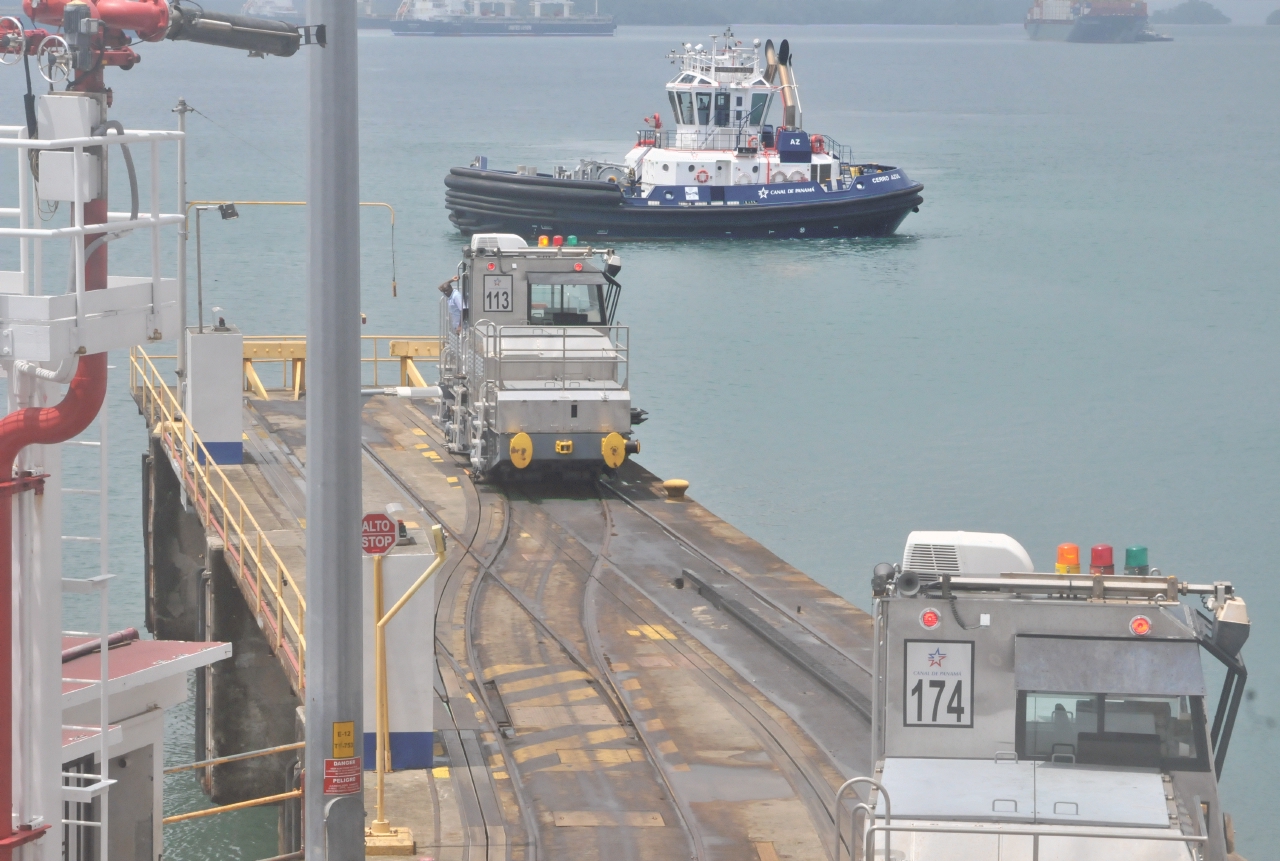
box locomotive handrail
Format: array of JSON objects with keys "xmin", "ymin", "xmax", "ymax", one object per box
[
  {"xmin": 863, "ymin": 821, "xmax": 1205, "ymax": 860},
  {"xmin": 465, "ymin": 323, "xmax": 629, "ymax": 392}
]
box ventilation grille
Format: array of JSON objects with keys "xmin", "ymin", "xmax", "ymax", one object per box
[{"xmin": 906, "ymin": 544, "xmax": 960, "ymax": 572}]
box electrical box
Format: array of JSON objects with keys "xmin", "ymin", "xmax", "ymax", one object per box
[
  {"xmin": 184, "ymin": 325, "xmax": 244, "ymax": 464},
  {"xmin": 362, "ymin": 552, "xmax": 437, "ymax": 769},
  {"xmin": 35, "ymin": 92, "xmax": 106, "ymax": 203},
  {"xmin": 36, "ymin": 151, "xmax": 101, "ymax": 203}
]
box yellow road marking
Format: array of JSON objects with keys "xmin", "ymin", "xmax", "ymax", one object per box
[
  {"xmin": 626, "ymin": 629, "xmax": 641, "ymax": 637},
  {"xmin": 486, "ymin": 663, "xmax": 539, "ymax": 677},
  {"xmin": 414, "ymin": 443, "xmax": 430, "ymax": 449},
  {"xmin": 621, "ymin": 678, "xmax": 642, "ymax": 691},
  {"xmin": 554, "ymin": 811, "xmax": 665, "ymax": 827},
  {"xmin": 644, "ymin": 718, "xmax": 664, "ymax": 732},
  {"xmin": 637, "ymin": 625, "xmax": 677, "ymax": 640},
  {"xmin": 431, "ymin": 766, "xmax": 450, "ymax": 779},
  {"xmin": 492, "ymin": 771, "xmax": 509, "ymax": 780},
  {"xmin": 755, "ymin": 841, "xmax": 781, "ymax": 861},
  {"xmin": 412, "ymin": 428, "xmax": 426, "ymax": 436},
  {"xmin": 499, "ymin": 669, "xmax": 592, "ymax": 695},
  {"xmin": 656, "ymin": 739, "xmax": 678, "ymax": 755}
]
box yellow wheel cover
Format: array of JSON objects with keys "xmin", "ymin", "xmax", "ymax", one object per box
[
  {"xmin": 601, "ymin": 432, "xmax": 627, "ymax": 469},
  {"xmin": 509, "ymin": 432, "xmax": 533, "ymax": 469}
]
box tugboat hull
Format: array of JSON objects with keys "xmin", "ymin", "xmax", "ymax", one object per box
[{"xmin": 444, "ymin": 167, "xmax": 924, "ymax": 240}]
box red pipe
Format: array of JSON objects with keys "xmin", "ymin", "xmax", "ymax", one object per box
[
  {"xmin": 61, "ymin": 627, "xmax": 139, "ymax": 663},
  {"xmin": 1, "ymin": 188, "xmax": 109, "ymax": 857}
]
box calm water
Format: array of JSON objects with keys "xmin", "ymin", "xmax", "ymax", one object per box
[{"xmin": 9, "ymin": 22, "xmax": 1278, "ymax": 859}]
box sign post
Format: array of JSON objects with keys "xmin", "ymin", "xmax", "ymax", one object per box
[{"xmin": 362, "ymin": 519, "xmax": 448, "ymax": 852}]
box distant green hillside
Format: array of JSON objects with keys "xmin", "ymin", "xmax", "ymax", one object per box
[
  {"xmin": 1150, "ymin": 0, "xmax": 1231, "ymax": 24},
  {"xmin": 599, "ymin": 0, "xmax": 1029, "ymax": 25}
]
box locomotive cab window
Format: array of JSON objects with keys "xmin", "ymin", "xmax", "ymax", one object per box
[
  {"xmin": 1016, "ymin": 691, "xmax": 1209, "ymax": 771},
  {"xmin": 529, "ymin": 283, "xmax": 605, "ymax": 325}
]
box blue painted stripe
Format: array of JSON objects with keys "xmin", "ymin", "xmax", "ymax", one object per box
[
  {"xmin": 197, "ymin": 441, "xmax": 243, "ymax": 465},
  {"xmin": 363, "ymin": 731, "xmax": 434, "ymax": 770}
]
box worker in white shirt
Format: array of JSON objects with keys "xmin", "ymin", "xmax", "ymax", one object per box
[{"xmin": 438, "ymin": 276, "xmax": 465, "ymax": 333}]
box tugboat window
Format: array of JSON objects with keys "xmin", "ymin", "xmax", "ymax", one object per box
[
  {"xmin": 1016, "ymin": 691, "xmax": 1209, "ymax": 771},
  {"xmin": 749, "ymin": 93, "xmax": 769, "ymax": 126},
  {"xmin": 529, "ymin": 283, "xmax": 604, "ymax": 325},
  {"xmin": 736, "ymin": 96, "xmax": 743, "ymax": 106},
  {"xmin": 696, "ymin": 92, "xmax": 711, "ymax": 125},
  {"xmin": 676, "ymin": 92, "xmax": 694, "ymax": 125},
  {"xmin": 668, "ymin": 92, "xmax": 680, "ymax": 126}
]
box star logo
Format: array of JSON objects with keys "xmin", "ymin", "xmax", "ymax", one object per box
[
  {"xmin": 758, "ymin": 186, "xmax": 770, "ymax": 200},
  {"xmin": 927, "ymin": 648, "xmax": 947, "ymax": 668}
]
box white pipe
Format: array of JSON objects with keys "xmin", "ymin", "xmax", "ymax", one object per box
[{"xmin": 12, "ymin": 356, "xmax": 80, "ymax": 384}]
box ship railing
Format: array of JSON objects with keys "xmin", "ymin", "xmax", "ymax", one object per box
[
  {"xmin": 636, "ymin": 127, "xmax": 858, "ymax": 166},
  {"xmin": 130, "ymin": 345, "xmax": 307, "ymax": 692},
  {"xmin": 240, "ymin": 334, "xmax": 440, "ymax": 399},
  {"xmin": 638, "ymin": 128, "xmax": 761, "ymax": 152},
  {"xmin": 470, "ymin": 322, "xmax": 629, "ymax": 391}
]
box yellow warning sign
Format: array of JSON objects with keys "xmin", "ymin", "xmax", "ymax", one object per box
[{"xmin": 333, "ymin": 721, "xmax": 355, "ymax": 758}]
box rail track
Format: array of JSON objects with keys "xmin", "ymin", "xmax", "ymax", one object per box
[{"xmin": 258, "ymin": 399, "xmax": 875, "ymax": 859}]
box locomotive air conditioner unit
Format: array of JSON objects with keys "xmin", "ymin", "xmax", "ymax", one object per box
[{"xmin": 902, "ymin": 531, "xmax": 1034, "ymax": 576}]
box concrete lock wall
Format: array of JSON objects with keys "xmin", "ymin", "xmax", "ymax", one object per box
[
  {"xmin": 362, "ymin": 552, "xmax": 437, "ymax": 770},
  {"xmin": 144, "ymin": 435, "xmax": 207, "ymax": 640},
  {"xmin": 144, "ymin": 447, "xmax": 301, "ymax": 806},
  {"xmin": 203, "ymin": 537, "xmax": 301, "ymax": 804}
]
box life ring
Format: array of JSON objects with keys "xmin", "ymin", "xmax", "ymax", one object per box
[
  {"xmin": 810, "ymin": 134, "xmax": 826, "ymax": 154},
  {"xmin": 747, "ymin": 136, "xmax": 758, "ymax": 148},
  {"xmin": 695, "ymin": 169, "xmax": 710, "ymax": 184}
]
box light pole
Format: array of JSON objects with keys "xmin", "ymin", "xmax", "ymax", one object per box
[{"xmin": 193, "ymin": 202, "xmax": 239, "ymax": 334}]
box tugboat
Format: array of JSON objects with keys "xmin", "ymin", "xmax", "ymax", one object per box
[
  {"xmin": 391, "ymin": 0, "xmax": 615, "ymax": 36},
  {"xmin": 444, "ymin": 31, "xmax": 924, "ymax": 240}
]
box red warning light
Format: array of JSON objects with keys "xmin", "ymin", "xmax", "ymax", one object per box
[
  {"xmin": 1129, "ymin": 615, "xmax": 1152, "ymax": 636},
  {"xmin": 919, "ymin": 608, "xmax": 941, "ymax": 630},
  {"xmin": 487, "ymin": 262, "xmax": 496, "ymax": 271},
  {"xmin": 574, "ymin": 262, "xmax": 584, "ymax": 271}
]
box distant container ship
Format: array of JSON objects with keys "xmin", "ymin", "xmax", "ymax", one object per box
[
  {"xmin": 1025, "ymin": 0, "xmax": 1150, "ymax": 42},
  {"xmin": 391, "ymin": 0, "xmax": 615, "ymax": 36}
]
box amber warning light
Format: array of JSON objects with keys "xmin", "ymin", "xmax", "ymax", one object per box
[
  {"xmin": 919, "ymin": 608, "xmax": 941, "ymax": 630},
  {"xmin": 1130, "ymin": 615, "xmax": 1152, "ymax": 636}
]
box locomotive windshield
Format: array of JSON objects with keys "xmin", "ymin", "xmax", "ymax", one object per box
[
  {"xmin": 529, "ymin": 282, "xmax": 605, "ymax": 325},
  {"xmin": 1017, "ymin": 690, "xmax": 1208, "ymax": 771}
]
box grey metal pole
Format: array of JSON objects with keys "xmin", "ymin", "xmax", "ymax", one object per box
[
  {"xmin": 174, "ymin": 98, "xmax": 192, "ymax": 378},
  {"xmin": 303, "ymin": 0, "xmax": 364, "ymax": 854},
  {"xmin": 195, "ymin": 206, "xmax": 204, "ymax": 334}
]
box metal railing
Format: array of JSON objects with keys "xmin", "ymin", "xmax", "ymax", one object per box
[
  {"xmin": 633, "ymin": 127, "xmax": 856, "ymax": 166},
  {"xmin": 130, "ymin": 346, "xmax": 307, "ymax": 692},
  {"xmin": 241, "ymin": 334, "xmax": 440, "ymax": 399},
  {"xmin": 471, "ymin": 323, "xmax": 629, "ymax": 391},
  {"xmin": 862, "ymin": 822, "xmax": 1205, "ymax": 861}
]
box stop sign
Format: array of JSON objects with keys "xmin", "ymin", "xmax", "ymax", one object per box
[{"xmin": 362, "ymin": 513, "xmax": 397, "ymax": 555}]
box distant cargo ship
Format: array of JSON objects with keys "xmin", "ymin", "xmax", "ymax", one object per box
[
  {"xmin": 391, "ymin": 0, "xmax": 615, "ymax": 36},
  {"xmin": 241, "ymin": 0, "xmax": 303, "ymax": 24},
  {"xmin": 1025, "ymin": 0, "xmax": 1151, "ymax": 42}
]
